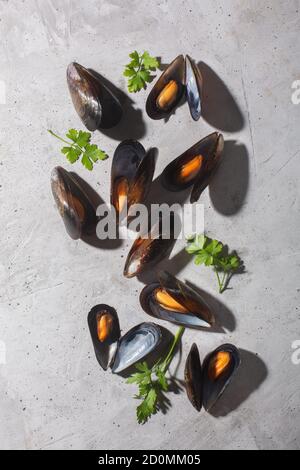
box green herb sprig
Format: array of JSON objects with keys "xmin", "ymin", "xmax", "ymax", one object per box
[
  {"xmin": 186, "ymin": 234, "xmax": 242, "ymax": 293},
  {"xmin": 123, "ymin": 51, "xmax": 160, "ymax": 93},
  {"xmin": 48, "ymin": 129, "xmax": 108, "ymax": 171},
  {"xmin": 127, "ymin": 326, "xmax": 184, "ymax": 424}
]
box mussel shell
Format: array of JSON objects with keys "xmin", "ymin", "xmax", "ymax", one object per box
[
  {"xmin": 112, "ymin": 322, "xmax": 162, "ymax": 373},
  {"xmin": 190, "ymin": 133, "xmax": 224, "ymax": 203},
  {"xmin": 184, "ymin": 343, "xmax": 202, "ymax": 411},
  {"xmin": 185, "ymin": 55, "xmax": 203, "ymax": 121},
  {"xmin": 67, "ymin": 62, "xmax": 122, "ymax": 131},
  {"xmin": 110, "ymin": 140, "xmax": 155, "ymax": 217},
  {"xmin": 146, "ymin": 55, "xmax": 185, "ymax": 119},
  {"xmin": 51, "ymin": 166, "xmax": 96, "ymax": 239},
  {"xmin": 140, "ymin": 270, "xmax": 215, "ymax": 329},
  {"xmin": 88, "ymin": 304, "xmax": 120, "ymax": 371},
  {"xmin": 161, "ymin": 132, "xmax": 224, "ymax": 203},
  {"xmin": 202, "ymin": 344, "xmax": 240, "ymax": 411},
  {"xmin": 128, "ymin": 148, "xmax": 155, "ymax": 212},
  {"xmin": 123, "ymin": 217, "xmax": 175, "ymax": 278},
  {"xmin": 111, "ymin": 140, "xmax": 146, "ymax": 187}
]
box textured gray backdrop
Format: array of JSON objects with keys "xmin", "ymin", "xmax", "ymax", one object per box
[{"xmin": 0, "ymin": 0, "xmax": 299, "ymax": 450}]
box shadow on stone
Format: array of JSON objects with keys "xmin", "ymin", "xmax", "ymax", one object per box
[
  {"xmin": 156, "ymin": 56, "xmax": 169, "ymax": 72},
  {"xmin": 136, "ymin": 247, "xmax": 191, "ymax": 286},
  {"xmin": 144, "ymin": 173, "xmax": 191, "ymax": 214},
  {"xmin": 209, "ymin": 140, "xmax": 249, "ymax": 216},
  {"xmin": 185, "ymin": 280, "xmax": 236, "ymax": 333},
  {"xmin": 198, "ymin": 61, "xmax": 244, "ymax": 132}
]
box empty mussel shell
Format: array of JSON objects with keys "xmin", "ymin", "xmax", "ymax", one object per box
[
  {"xmin": 146, "ymin": 55, "xmax": 202, "ymax": 121},
  {"xmin": 123, "ymin": 216, "xmax": 175, "ymax": 278},
  {"xmin": 184, "ymin": 343, "xmax": 240, "ymax": 412},
  {"xmin": 111, "ymin": 140, "xmax": 155, "ymax": 219},
  {"xmin": 88, "ymin": 304, "xmax": 120, "ymax": 370},
  {"xmin": 67, "ymin": 62, "xmax": 122, "ymax": 131},
  {"xmin": 140, "ymin": 270, "xmax": 215, "ymax": 329},
  {"xmin": 185, "ymin": 55, "xmax": 203, "ymax": 121},
  {"xmin": 112, "ymin": 322, "xmax": 162, "ymax": 373},
  {"xmin": 184, "ymin": 343, "xmax": 202, "ymax": 411},
  {"xmin": 51, "ymin": 166, "xmax": 96, "ymax": 239},
  {"xmin": 161, "ymin": 132, "xmax": 224, "ymax": 203},
  {"xmin": 146, "ymin": 55, "xmax": 185, "ymax": 120}
]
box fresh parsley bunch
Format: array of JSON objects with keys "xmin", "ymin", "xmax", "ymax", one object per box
[
  {"xmin": 123, "ymin": 51, "xmax": 160, "ymax": 93},
  {"xmin": 48, "ymin": 129, "xmax": 108, "ymax": 170},
  {"xmin": 186, "ymin": 234, "xmax": 242, "ymax": 293},
  {"xmin": 127, "ymin": 326, "xmax": 184, "ymax": 424}
]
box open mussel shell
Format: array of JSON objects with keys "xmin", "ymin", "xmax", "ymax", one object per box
[
  {"xmin": 123, "ymin": 216, "xmax": 175, "ymax": 278},
  {"xmin": 185, "ymin": 55, "xmax": 203, "ymax": 121},
  {"xmin": 140, "ymin": 270, "xmax": 215, "ymax": 329},
  {"xmin": 112, "ymin": 322, "xmax": 162, "ymax": 374},
  {"xmin": 146, "ymin": 55, "xmax": 185, "ymax": 119},
  {"xmin": 202, "ymin": 344, "xmax": 240, "ymax": 411},
  {"xmin": 184, "ymin": 343, "xmax": 202, "ymax": 411},
  {"xmin": 146, "ymin": 55, "xmax": 202, "ymax": 120},
  {"xmin": 111, "ymin": 140, "xmax": 155, "ymax": 219},
  {"xmin": 184, "ymin": 343, "xmax": 240, "ymax": 412},
  {"xmin": 67, "ymin": 62, "xmax": 122, "ymax": 131},
  {"xmin": 88, "ymin": 304, "xmax": 120, "ymax": 371},
  {"xmin": 51, "ymin": 166, "xmax": 96, "ymax": 240},
  {"xmin": 161, "ymin": 132, "xmax": 224, "ymax": 203}
]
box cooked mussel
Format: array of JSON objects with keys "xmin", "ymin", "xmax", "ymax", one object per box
[
  {"xmin": 51, "ymin": 166, "xmax": 96, "ymax": 239},
  {"xmin": 67, "ymin": 62, "xmax": 122, "ymax": 131},
  {"xmin": 146, "ymin": 54, "xmax": 202, "ymax": 120},
  {"xmin": 146, "ymin": 55, "xmax": 185, "ymax": 119},
  {"xmin": 112, "ymin": 322, "xmax": 162, "ymax": 373},
  {"xmin": 161, "ymin": 132, "xmax": 224, "ymax": 203},
  {"xmin": 123, "ymin": 217, "xmax": 175, "ymax": 278},
  {"xmin": 202, "ymin": 343, "xmax": 240, "ymax": 411},
  {"xmin": 88, "ymin": 304, "xmax": 162, "ymax": 373},
  {"xmin": 88, "ymin": 304, "xmax": 120, "ymax": 370},
  {"xmin": 140, "ymin": 271, "xmax": 215, "ymax": 329},
  {"xmin": 111, "ymin": 140, "xmax": 155, "ymax": 219},
  {"xmin": 184, "ymin": 343, "xmax": 240, "ymax": 412}
]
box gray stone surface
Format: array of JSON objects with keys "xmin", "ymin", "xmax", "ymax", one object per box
[{"xmin": 0, "ymin": 0, "xmax": 299, "ymax": 450}]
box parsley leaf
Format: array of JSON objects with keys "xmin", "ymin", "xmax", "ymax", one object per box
[
  {"xmin": 61, "ymin": 146, "xmax": 81, "ymax": 163},
  {"xmin": 123, "ymin": 50, "xmax": 160, "ymax": 93},
  {"xmin": 186, "ymin": 234, "xmax": 243, "ymax": 293},
  {"xmin": 142, "ymin": 51, "xmax": 159, "ymax": 70},
  {"xmin": 48, "ymin": 129, "xmax": 108, "ymax": 170},
  {"xmin": 127, "ymin": 326, "xmax": 185, "ymax": 424},
  {"xmin": 66, "ymin": 128, "xmax": 79, "ymax": 142},
  {"xmin": 136, "ymin": 388, "xmax": 158, "ymax": 424},
  {"xmin": 129, "ymin": 50, "xmax": 140, "ymax": 67},
  {"xmin": 76, "ymin": 130, "xmax": 92, "ymax": 148},
  {"xmin": 81, "ymin": 153, "xmax": 93, "ymax": 171},
  {"xmin": 84, "ymin": 143, "xmax": 107, "ymax": 162},
  {"xmin": 156, "ymin": 368, "xmax": 168, "ymax": 392}
]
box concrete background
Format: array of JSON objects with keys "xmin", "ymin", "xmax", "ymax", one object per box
[{"xmin": 0, "ymin": 0, "xmax": 299, "ymax": 450}]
